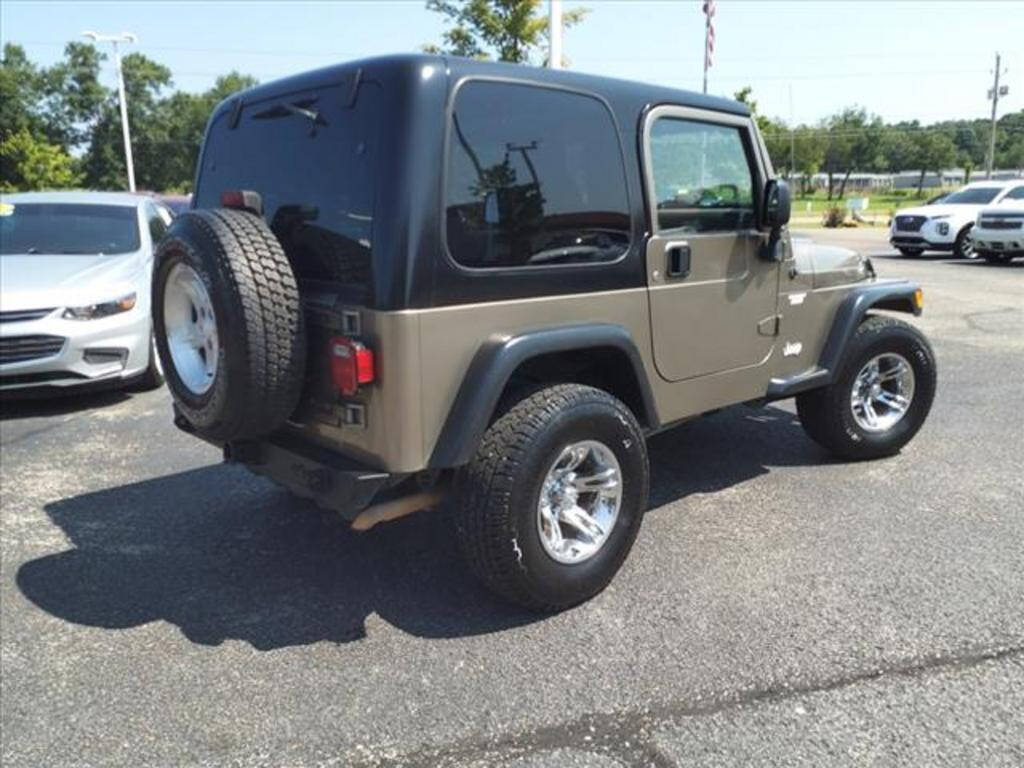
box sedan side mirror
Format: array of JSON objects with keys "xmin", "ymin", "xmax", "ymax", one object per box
[{"xmin": 763, "ymin": 179, "xmax": 791, "ymax": 231}]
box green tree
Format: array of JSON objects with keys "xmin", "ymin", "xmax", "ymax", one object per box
[
  {"xmin": 0, "ymin": 44, "xmax": 45, "ymax": 141},
  {"xmin": 425, "ymin": 0, "xmax": 588, "ymax": 64},
  {"xmin": 38, "ymin": 42, "xmax": 107, "ymax": 149},
  {"xmin": 82, "ymin": 52, "xmax": 172, "ymax": 190},
  {"xmin": 910, "ymin": 130, "xmax": 956, "ymax": 195},
  {"xmin": 1, "ymin": 127, "xmax": 81, "ymax": 191}
]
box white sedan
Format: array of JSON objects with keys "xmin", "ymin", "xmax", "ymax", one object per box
[
  {"xmin": 889, "ymin": 179, "xmax": 1024, "ymax": 259},
  {"xmin": 0, "ymin": 191, "xmax": 172, "ymax": 392}
]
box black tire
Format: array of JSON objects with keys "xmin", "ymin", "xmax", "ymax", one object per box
[
  {"xmin": 981, "ymin": 251, "xmax": 1011, "ymax": 265},
  {"xmin": 129, "ymin": 332, "xmax": 165, "ymax": 391},
  {"xmin": 152, "ymin": 209, "xmax": 306, "ymax": 441},
  {"xmin": 454, "ymin": 384, "xmax": 649, "ymax": 611},
  {"xmin": 954, "ymin": 225, "xmax": 975, "ymax": 259},
  {"xmin": 897, "ymin": 247, "xmax": 923, "ymax": 258},
  {"xmin": 796, "ymin": 315, "xmax": 936, "ymax": 461}
]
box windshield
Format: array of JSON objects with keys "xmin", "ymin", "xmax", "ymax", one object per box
[
  {"xmin": 943, "ymin": 187, "xmax": 1001, "ymax": 205},
  {"xmin": 0, "ymin": 203, "xmax": 140, "ymax": 255}
]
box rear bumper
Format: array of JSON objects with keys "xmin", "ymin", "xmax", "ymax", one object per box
[{"xmin": 174, "ymin": 411, "xmax": 392, "ymax": 519}]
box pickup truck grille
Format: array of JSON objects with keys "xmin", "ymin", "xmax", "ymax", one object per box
[
  {"xmin": 0, "ymin": 335, "xmax": 66, "ymax": 364},
  {"xmin": 894, "ymin": 215, "xmax": 926, "ymax": 232},
  {"xmin": 978, "ymin": 217, "xmax": 1023, "ymax": 230},
  {"xmin": 0, "ymin": 308, "xmax": 56, "ymax": 323}
]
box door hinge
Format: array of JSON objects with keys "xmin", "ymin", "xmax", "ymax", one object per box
[{"xmin": 757, "ymin": 315, "xmax": 781, "ymax": 337}]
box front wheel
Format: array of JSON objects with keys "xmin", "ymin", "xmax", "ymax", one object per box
[
  {"xmin": 954, "ymin": 226, "xmax": 976, "ymax": 259},
  {"xmin": 797, "ymin": 315, "xmax": 936, "ymax": 461},
  {"xmin": 129, "ymin": 332, "xmax": 166, "ymax": 391},
  {"xmin": 454, "ymin": 384, "xmax": 649, "ymax": 611}
]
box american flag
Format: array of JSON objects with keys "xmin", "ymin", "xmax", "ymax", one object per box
[{"xmin": 703, "ymin": 0, "xmax": 716, "ymax": 69}]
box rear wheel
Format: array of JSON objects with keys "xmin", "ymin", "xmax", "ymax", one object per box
[
  {"xmin": 797, "ymin": 315, "xmax": 936, "ymax": 460},
  {"xmin": 897, "ymin": 247, "xmax": 923, "ymax": 257},
  {"xmin": 454, "ymin": 384, "xmax": 649, "ymax": 611}
]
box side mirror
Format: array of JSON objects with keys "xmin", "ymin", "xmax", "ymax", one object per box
[{"xmin": 763, "ymin": 179, "xmax": 791, "ymax": 230}]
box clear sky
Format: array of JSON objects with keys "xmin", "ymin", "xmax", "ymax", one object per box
[{"xmin": 2, "ymin": 0, "xmax": 1021, "ymax": 125}]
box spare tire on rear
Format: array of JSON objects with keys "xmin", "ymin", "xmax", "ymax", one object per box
[{"xmin": 152, "ymin": 208, "xmax": 306, "ymax": 442}]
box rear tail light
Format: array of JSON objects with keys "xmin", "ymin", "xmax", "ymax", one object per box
[
  {"xmin": 329, "ymin": 336, "xmax": 374, "ymax": 396},
  {"xmin": 220, "ymin": 189, "xmax": 263, "ymax": 215}
]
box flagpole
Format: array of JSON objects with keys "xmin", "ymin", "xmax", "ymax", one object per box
[{"xmin": 702, "ymin": 6, "xmax": 709, "ymax": 94}]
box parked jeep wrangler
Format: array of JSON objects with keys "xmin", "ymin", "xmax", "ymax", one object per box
[{"xmin": 154, "ymin": 55, "xmax": 936, "ymax": 610}]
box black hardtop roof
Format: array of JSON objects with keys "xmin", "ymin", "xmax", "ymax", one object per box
[{"xmin": 221, "ymin": 52, "xmax": 750, "ymax": 118}]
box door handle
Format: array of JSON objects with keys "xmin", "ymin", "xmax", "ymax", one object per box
[{"xmin": 665, "ymin": 241, "xmax": 691, "ymax": 278}]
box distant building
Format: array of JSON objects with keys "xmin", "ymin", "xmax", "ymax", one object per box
[{"xmin": 793, "ymin": 168, "xmax": 1023, "ymax": 192}]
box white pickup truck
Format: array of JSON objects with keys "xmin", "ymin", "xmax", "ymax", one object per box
[{"xmin": 971, "ymin": 199, "xmax": 1024, "ymax": 264}]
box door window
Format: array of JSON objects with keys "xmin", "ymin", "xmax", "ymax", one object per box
[{"xmin": 648, "ymin": 118, "xmax": 756, "ymax": 233}]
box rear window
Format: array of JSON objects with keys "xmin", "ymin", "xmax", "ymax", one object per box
[
  {"xmin": 195, "ymin": 81, "xmax": 380, "ymax": 302},
  {"xmin": 0, "ymin": 203, "xmax": 140, "ymax": 255},
  {"xmin": 445, "ymin": 81, "xmax": 631, "ymax": 269}
]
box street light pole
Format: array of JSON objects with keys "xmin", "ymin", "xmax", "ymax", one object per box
[
  {"xmin": 548, "ymin": 0, "xmax": 562, "ymax": 69},
  {"xmin": 83, "ymin": 30, "xmax": 137, "ymax": 192}
]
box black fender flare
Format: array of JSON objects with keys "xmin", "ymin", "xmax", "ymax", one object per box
[
  {"xmin": 767, "ymin": 280, "xmax": 922, "ymax": 399},
  {"xmin": 428, "ymin": 323, "xmax": 659, "ymax": 468}
]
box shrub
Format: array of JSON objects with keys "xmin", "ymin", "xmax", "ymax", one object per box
[{"xmin": 823, "ymin": 206, "xmax": 846, "ymax": 228}]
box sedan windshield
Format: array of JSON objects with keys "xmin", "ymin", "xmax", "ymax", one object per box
[
  {"xmin": 942, "ymin": 187, "xmax": 1001, "ymax": 205},
  {"xmin": 0, "ymin": 203, "xmax": 140, "ymax": 255}
]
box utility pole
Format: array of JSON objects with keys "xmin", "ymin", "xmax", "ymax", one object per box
[
  {"xmin": 548, "ymin": 0, "xmax": 562, "ymax": 69},
  {"xmin": 985, "ymin": 51, "xmax": 1008, "ymax": 179},
  {"xmin": 83, "ymin": 30, "xmax": 137, "ymax": 192},
  {"xmin": 789, "ymin": 83, "xmax": 796, "ymax": 183}
]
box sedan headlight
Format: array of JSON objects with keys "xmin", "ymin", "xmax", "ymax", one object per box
[{"xmin": 62, "ymin": 293, "xmax": 137, "ymax": 321}]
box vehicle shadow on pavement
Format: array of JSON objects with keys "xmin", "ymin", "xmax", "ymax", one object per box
[
  {"xmin": 16, "ymin": 405, "xmax": 827, "ymax": 650},
  {"xmin": 646, "ymin": 405, "xmax": 830, "ymax": 508}
]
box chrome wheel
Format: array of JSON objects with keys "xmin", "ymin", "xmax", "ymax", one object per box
[
  {"xmin": 163, "ymin": 263, "xmax": 218, "ymax": 395},
  {"xmin": 537, "ymin": 440, "xmax": 622, "ymax": 565},
  {"xmin": 850, "ymin": 353, "xmax": 915, "ymax": 433}
]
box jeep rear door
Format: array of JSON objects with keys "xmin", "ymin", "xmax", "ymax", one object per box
[{"xmin": 641, "ymin": 107, "xmax": 779, "ymax": 382}]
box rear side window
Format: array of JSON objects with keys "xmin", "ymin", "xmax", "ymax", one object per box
[
  {"xmin": 649, "ymin": 118, "xmax": 756, "ymax": 233},
  {"xmin": 195, "ymin": 81, "xmax": 380, "ymax": 302},
  {"xmin": 445, "ymin": 81, "xmax": 631, "ymax": 269}
]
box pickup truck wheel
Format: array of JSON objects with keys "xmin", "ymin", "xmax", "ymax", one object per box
[
  {"xmin": 454, "ymin": 384, "xmax": 649, "ymax": 612},
  {"xmin": 982, "ymin": 251, "xmax": 1011, "ymax": 265},
  {"xmin": 153, "ymin": 209, "xmax": 306, "ymax": 441},
  {"xmin": 796, "ymin": 315, "xmax": 935, "ymax": 460}
]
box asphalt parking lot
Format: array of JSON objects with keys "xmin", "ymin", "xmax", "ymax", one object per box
[{"xmin": 1, "ymin": 228, "xmax": 1022, "ymax": 767}]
